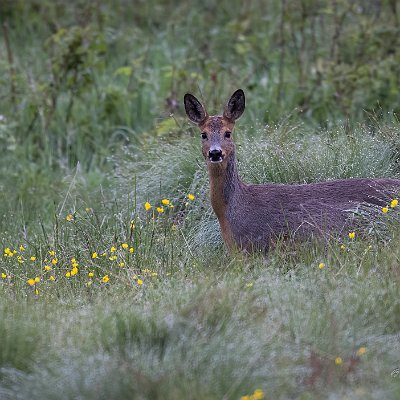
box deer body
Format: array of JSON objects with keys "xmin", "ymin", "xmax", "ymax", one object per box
[{"xmin": 184, "ymin": 89, "xmax": 400, "ymax": 251}]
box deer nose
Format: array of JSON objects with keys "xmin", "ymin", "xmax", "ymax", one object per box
[{"xmin": 209, "ymin": 148, "xmax": 223, "ymax": 162}]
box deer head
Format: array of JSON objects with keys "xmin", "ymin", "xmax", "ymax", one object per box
[{"xmin": 184, "ymin": 89, "xmax": 245, "ymax": 167}]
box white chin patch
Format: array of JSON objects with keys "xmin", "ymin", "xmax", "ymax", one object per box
[{"xmin": 209, "ymin": 157, "xmax": 223, "ymax": 163}]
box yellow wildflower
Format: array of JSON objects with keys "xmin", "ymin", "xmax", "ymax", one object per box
[
  {"xmin": 85, "ymin": 207, "xmax": 92, "ymax": 212},
  {"xmin": 318, "ymin": 262, "xmax": 325, "ymax": 269},
  {"xmin": 121, "ymin": 243, "xmax": 129, "ymax": 249},
  {"xmin": 144, "ymin": 202, "xmax": 152, "ymax": 211},
  {"xmin": 188, "ymin": 193, "xmax": 195, "ymax": 201},
  {"xmin": 30, "ymin": 256, "xmax": 36, "ymax": 261},
  {"xmin": 66, "ymin": 214, "xmax": 73, "ymax": 221},
  {"xmin": 1, "ymin": 272, "xmax": 6, "ymax": 279},
  {"xmin": 161, "ymin": 199, "xmax": 170, "ymax": 205},
  {"xmin": 390, "ymin": 199, "xmax": 398, "ymax": 208},
  {"xmin": 252, "ymin": 389, "xmax": 265, "ymax": 400},
  {"xmin": 102, "ymin": 275, "xmax": 109, "ymax": 283},
  {"xmin": 19, "ymin": 245, "xmax": 25, "ymax": 251},
  {"xmin": 110, "ymin": 246, "xmax": 116, "ymax": 253},
  {"xmin": 66, "ymin": 272, "xmax": 71, "ymax": 277},
  {"xmin": 48, "ymin": 250, "xmax": 55, "ymax": 256},
  {"xmin": 49, "ymin": 276, "xmax": 55, "ymax": 281},
  {"xmin": 348, "ymin": 231, "xmax": 355, "ymax": 239},
  {"xmin": 129, "ymin": 247, "xmax": 134, "ymax": 253},
  {"xmin": 356, "ymin": 347, "xmax": 367, "ymax": 356},
  {"xmin": 157, "ymin": 207, "xmax": 164, "ymax": 213},
  {"xmin": 27, "ymin": 279, "xmax": 35, "ymax": 286},
  {"xmin": 245, "ymin": 282, "xmax": 254, "ymax": 288},
  {"xmin": 109, "ymin": 255, "xmax": 117, "ymax": 261},
  {"xmin": 44, "ymin": 265, "xmax": 52, "ymax": 271},
  {"xmin": 119, "ymin": 262, "xmax": 125, "ymax": 267},
  {"xmin": 51, "ymin": 258, "xmax": 58, "ymax": 265},
  {"xmin": 340, "ymin": 245, "xmax": 346, "ymax": 250},
  {"xmin": 71, "ymin": 267, "xmax": 78, "ymax": 276},
  {"xmin": 88, "ymin": 272, "xmax": 94, "ymax": 277},
  {"xmin": 35, "ymin": 289, "xmax": 39, "ymax": 295},
  {"xmin": 85, "ymin": 281, "xmax": 92, "ymax": 287},
  {"xmin": 137, "ymin": 279, "xmax": 143, "ymax": 285},
  {"xmin": 335, "ymin": 357, "xmax": 343, "ymax": 365},
  {"xmin": 34, "ymin": 277, "xmax": 40, "ymax": 283},
  {"xmin": 92, "ymin": 252, "xmax": 98, "ymax": 259},
  {"xmin": 17, "ymin": 256, "xmax": 24, "ymax": 264},
  {"xmin": 382, "ymin": 206, "xmax": 389, "ymax": 214}
]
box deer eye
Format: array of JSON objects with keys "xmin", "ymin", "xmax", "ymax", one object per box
[
  {"xmin": 201, "ymin": 132, "xmax": 208, "ymax": 140},
  {"xmin": 224, "ymin": 131, "xmax": 231, "ymax": 139}
]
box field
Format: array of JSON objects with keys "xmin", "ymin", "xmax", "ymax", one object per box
[{"xmin": 1, "ymin": 1, "xmax": 400, "ymax": 399}]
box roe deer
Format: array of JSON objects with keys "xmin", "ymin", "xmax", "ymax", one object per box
[{"xmin": 184, "ymin": 89, "xmax": 400, "ymax": 252}]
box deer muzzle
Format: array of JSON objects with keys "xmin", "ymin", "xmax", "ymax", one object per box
[{"xmin": 209, "ymin": 148, "xmax": 224, "ymax": 163}]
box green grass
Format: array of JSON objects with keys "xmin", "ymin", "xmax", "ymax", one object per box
[
  {"xmin": 1, "ymin": 122, "xmax": 400, "ymax": 399},
  {"xmin": 1, "ymin": 1, "xmax": 400, "ymax": 399},
  {"xmin": 1, "ymin": 238, "xmax": 400, "ymax": 399}
]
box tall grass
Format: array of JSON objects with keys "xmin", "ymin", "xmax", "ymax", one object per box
[
  {"xmin": 1, "ymin": 1, "xmax": 400, "ymax": 399},
  {"xmin": 2, "ymin": 120, "xmax": 400, "ymax": 398}
]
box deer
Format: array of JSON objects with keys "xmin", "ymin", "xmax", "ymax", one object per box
[{"xmin": 184, "ymin": 89, "xmax": 400, "ymax": 252}]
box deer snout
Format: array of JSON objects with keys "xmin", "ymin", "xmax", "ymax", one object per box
[{"xmin": 209, "ymin": 148, "xmax": 224, "ymax": 163}]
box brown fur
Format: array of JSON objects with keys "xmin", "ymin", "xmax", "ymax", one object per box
[{"xmin": 184, "ymin": 90, "xmax": 400, "ymax": 252}]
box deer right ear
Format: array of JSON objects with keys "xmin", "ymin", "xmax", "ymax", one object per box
[{"xmin": 184, "ymin": 93, "xmax": 207, "ymax": 125}]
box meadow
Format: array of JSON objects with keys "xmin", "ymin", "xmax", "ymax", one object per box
[{"xmin": 1, "ymin": 1, "xmax": 400, "ymax": 399}]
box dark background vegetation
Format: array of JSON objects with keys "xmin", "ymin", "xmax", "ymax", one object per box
[{"xmin": 2, "ymin": 0, "xmax": 400, "ymax": 162}]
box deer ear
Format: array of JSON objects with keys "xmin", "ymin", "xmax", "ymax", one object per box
[
  {"xmin": 184, "ymin": 93, "xmax": 207, "ymax": 125},
  {"xmin": 223, "ymin": 89, "xmax": 245, "ymax": 122}
]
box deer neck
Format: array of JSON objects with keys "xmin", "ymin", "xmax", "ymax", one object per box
[{"xmin": 208, "ymin": 151, "xmax": 241, "ymax": 220}]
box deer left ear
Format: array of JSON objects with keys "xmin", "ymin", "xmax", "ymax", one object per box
[{"xmin": 223, "ymin": 89, "xmax": 245, "ymax": 122}]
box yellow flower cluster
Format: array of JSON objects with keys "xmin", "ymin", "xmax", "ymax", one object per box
[
  {"xmin": 332, "ymin": 347, "xmax": 369, "ymax": 367},
  {"xmin": 66, "ymin": 258, "xmax": 79, "ymax": 277},
  {"xmin": 382, "ymin": 198, "xmax": 398, "ymax": 214},
  {"xmin": 66, "ymin": 214, "xmax": 74, "ymax": 221},
  {"xmin": 27, "ymin": 277, "xmax": 39, "ymax": 286},
  {"xmin": 3, "ymin": 247, "xmax": 18, "ymax": 257},
  {"xmin": 356, "ymin": 347, "xmax": 367, "ymax": 356},
  {"xmin": 1, "ymin": 239, "xmax": 150, "ymax": 296},
  {"xmin": 240, "ymin": 389, "xmax": 264, "ymax": 400},
  {"xmin": 144, "ymin": 194, "xmax": 195, "ymax": 214},
  {"xmin": 130, "ymin": 268, "xmax": 159, "ymax": 287},
  {"xmin": 3, "ymin": 245, "xmax": 32, "ymax": 265},
  {"xmin": 335, "ymin": 356, "xmax": 343, "ymax": 365}
]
